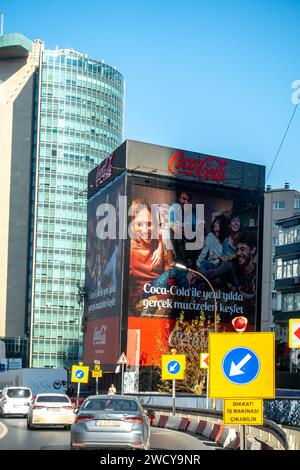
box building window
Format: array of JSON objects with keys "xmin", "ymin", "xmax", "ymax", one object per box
[
  {"xmin": 276, "ymin": 257, "xmax": 300, "ymax": 279},
  {"xmin": 271, "ymin": 291, "xmax": 277, "ymax": 300},
  {"xmin": 278, "ymin": 225, "xmax": 300, "ymax": 245},
  {"xmin": 272, "ymin": 237, "xmax": 279, "ymax": 246},
  {"xmin": 282, "ymin": 293, "xmax": 300, "ymax": 312},
  {"xmin": 273, "ymin": 201, "xmax": 285, "ymax": 210},
  {"xmin": 294, "ymin": 197, "xmax": 300, "ymax": 209}
]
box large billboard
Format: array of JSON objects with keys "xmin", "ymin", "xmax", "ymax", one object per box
[
  {"xmin": 83, "ymin": 174, "xmax": 125, "ymax": 367},
  {"xmin": 127, "ymin": 183, "xmax": 259, "ymax": 366}
]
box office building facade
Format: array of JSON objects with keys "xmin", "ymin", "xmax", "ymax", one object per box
[
  {"xmin": 274, "ymin": 216, "xmax": 300, "ymax": 388},
  {"xmin": 261, "ymin": 185, "xmax": 300, "ymax": 332},
  {"xmin": 0, "ymin": 33, "xmax": 124, "ymax": 368}
]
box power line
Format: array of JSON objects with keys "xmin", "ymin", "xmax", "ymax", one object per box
[{"xmin": 265, "ymin": 103, "xmax": 298, "ymax": 184}]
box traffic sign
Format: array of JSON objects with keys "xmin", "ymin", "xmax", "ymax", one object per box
[
  {"xmin": 92, "ymin": 370, "xmax": 103, "ymax": 378},
  {"xmin": 117, "ymin": 352, "xmax": 128, "ymax": 364},
  {"xmin": 209, "ymin": 332, "xmax": 275, "ymax": 398},
  {"xmin": 222, "ymin": 347, "xmax": 260, "ymax": 385},
  {"xmin": 223, "ymin": 399, "xmax": 263, "ymax": 425},
  {"xmin": 289, "ymin": 319, "xmax": 300, "ymax": 348},
  {"xmin": 71, "ymin": 364, "xmax": 89, "ymax": 383},
  {"xmin": 94, "ymin": 364, "xmax": 101, "ymax": 372},
  {"xmin": 161, "ymin": 355, "xmax": 186, "ymax": 380},
  {"xmin": 200, "ymin": 353, "xmax": 209, "ymax": 369}
]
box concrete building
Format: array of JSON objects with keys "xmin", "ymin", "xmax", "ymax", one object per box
[
  {"xmin": 274, "ymin": 215, "xmax": 300, "ymax": 388},
  {"xmin": 261, "ymin": 184, "xmax": 300, "ymax": 333},
  {"xmin": 0, "ymin": 33, "xmax": 124, "ymax": 368}
]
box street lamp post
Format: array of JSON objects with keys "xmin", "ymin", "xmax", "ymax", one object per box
[
  {"xmin": 174, "ymin": 263, "xmax": 218, "ymax": 332},
  {"xmin": 174, "ymin": 263, "xmax": 218, "ymax": 410}
]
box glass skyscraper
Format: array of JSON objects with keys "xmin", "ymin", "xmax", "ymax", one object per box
[
  {"xmin": 0, "ymin": 34, "xmax": 124, "ymax": 369},
  {"xmin": 29, "ymin": 48, "xmax": 124, "ymax": 368}
]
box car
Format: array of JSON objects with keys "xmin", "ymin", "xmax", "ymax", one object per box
[
  {"xmin": 27, "ymin": 393, "xmax": 75, "ymax": 429},
  {"xmin": 70, "ymin": 395, "xmax": 150, "ymax": 450},
  {"xmin": 0, "ymin": 386, "xmax": 32, "ymax": 417}
]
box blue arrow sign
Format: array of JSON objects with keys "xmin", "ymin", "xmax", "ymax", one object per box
[
  {"xmin": 75, "ymin": 369, "xmax": 85, "ymax": 379},
  {"xmin": 222, "ymin": 347, "xmax": 260, "ymax": 385},
  {"xmin": 167, "ymin": 360, "xmax": 181, "ymax": 375}
]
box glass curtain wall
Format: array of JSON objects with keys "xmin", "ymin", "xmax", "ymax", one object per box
[{"xmin": 29, "ymin": 49, "xmax": 124, "ymax": 368}]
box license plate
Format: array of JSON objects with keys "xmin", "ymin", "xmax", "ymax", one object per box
[
  {"xmin": 47, "ymin": 408, "xmax": 61, "ymax": 412},
  {"xmin": 96, "ymin": 420, "xmax": 120, "ymax": 427}
]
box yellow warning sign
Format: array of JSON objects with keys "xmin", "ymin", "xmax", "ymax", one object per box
[{"xmin": 223, "ymin": 399, "xmax": 263, "ymax": 425}]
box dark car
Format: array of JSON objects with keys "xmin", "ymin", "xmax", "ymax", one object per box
[{"xmin": 70, "ymin": 395, "xmax": 150, "ymax": 450}]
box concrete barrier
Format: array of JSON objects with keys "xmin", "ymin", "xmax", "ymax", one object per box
[
  {"xmin": 187, "ymin": 418, "xmax": 200, "ymax": 434},
  {"xmin": 178, "ymin": 417, "xmax": 190, "ymax": 432},
  {"xmin": 167, "ymin": 416, "xmax": 182, "ymax": 430},
  {"xmin": 217, "ymin": 427, "xmax": 238, "ymax": 448},
  {"xmin": 209, "ymin": 423, "xmax": 223, "ymax": 442},
  {"xmin": 202, "ymin": 421, "xmax": 214, "ymax": 438},
  {"xmin": 194, "ymin": 420, "xmax": 207, "ymax": 435},
  {"xmin": 156, "ymin": 414, "xmax": 169, "ymax": 428}
]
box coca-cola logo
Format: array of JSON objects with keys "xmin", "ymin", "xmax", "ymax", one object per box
[
  {"xmin": 96, "ymin": 152, "xmax": 114, "ymax": 187},
  {"xmin": 93, "ymin": 325, "xmax": 107, "ymax": 346},
  {"xmin": 169, "ymin": 150, "xmax": 228, "ymax": 182}
]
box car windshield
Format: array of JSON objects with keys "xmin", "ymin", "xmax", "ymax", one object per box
[
  {"xmin": 7, "ymin": 389, "xmax": 31, "ymax": 398},
  {"xmin": 36, "ymin": 395, "xmax": 70, "ymax": 403},
  {"xmin": 82, "ymin": 399, "xmax": 138, "ymax": 412}
]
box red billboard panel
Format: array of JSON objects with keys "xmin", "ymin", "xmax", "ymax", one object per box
[{"xmin": 83, "ymin": 317, "xmax": 120, "ymax": 364}]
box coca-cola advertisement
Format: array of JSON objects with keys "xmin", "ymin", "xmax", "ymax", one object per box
[
  {"xmin": 127, "ymin": 183, "xmax": 259, "ymax": 366},
  {"xmin": 83, "ymin": 317, "xmax": 120, "ymax": 364},
  {"xmin": 85, "ymin": 174, "xmax": 125, "ymax": 318}
]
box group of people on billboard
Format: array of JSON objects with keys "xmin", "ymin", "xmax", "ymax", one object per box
[{"xmin": 129, "ymin": 187, "xmax": 258, "ymax": 325}]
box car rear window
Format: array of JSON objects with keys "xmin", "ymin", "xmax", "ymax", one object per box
[
  {"xmin": 36, "ymin": 395, "xmax": 70, "ymax": 403},
  {"xmin": 83, "ymin": 399, "xmax": 138, "ymax": 412},
  {"xmin": 7, "ymin": 388, "xmax": 31, "ymax": 398}
]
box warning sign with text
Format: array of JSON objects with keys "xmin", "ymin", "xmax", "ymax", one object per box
[{"xmin": 223, "ymin": 399, "xmax": 263, "ymax": 425}]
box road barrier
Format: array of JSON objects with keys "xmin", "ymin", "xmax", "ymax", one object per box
[{"xmin": 143, "ymin": 405, "xmax": 290, "ymax": 450}]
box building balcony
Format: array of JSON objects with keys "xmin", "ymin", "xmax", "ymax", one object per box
[
  {"xmin": 273, "ymin": 309, "xmax": 300, "ymax": 322},
  {"xmin": 275, "ymin": 242, "xmax": 300, "ymax": 257}
]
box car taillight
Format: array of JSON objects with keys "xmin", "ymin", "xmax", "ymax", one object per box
[
  {"xmin": 33, "ymin": 405, "xmax": 46, "ymax": 409},
  {"xmin": 1, "ymin": 397, "xmax": 7, "ymax": 404},
  {"xmin": 75, "ymin": 414, "xmax": 95, "ymax": 423},
  {"xmin": 62, "ymin": 406, "xmax": 73, "ymax": 409},
  {"xmin": 124, "ymin": 417, "xmax": 143, "ymax": 424}
]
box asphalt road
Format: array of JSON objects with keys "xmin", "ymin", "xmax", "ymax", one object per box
[{"xmin": 0, "ymin": 417, "xmax": 218, "ymax": 451}]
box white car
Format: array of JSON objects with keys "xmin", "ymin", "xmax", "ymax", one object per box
[
  {"xmin": 27, "ymin": 393, "xmax": 75, "ymax": 429},
  {"xmin": 0, "ymin": 387, "xmax": 32, "ymax": 417}
]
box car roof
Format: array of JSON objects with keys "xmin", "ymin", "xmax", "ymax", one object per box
[
  {"xmin": 35, "ymin": 393, "xmax": 69, "ymax": 397},
  {"xmin": 6, "ymin": 386, "xmax": 31, "ymax": 390},
  {"xmin": 85, "ymin": 395, "xmax": 138, "ymax": 400}
]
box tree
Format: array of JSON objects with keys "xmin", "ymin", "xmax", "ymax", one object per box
[{"xmin": 156, "ymin": 311, "xmax": 220, "ymax": 394}]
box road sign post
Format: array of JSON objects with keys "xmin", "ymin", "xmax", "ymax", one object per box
[
  {"xmin": 71, "ymin": 362, "xmax": 89, "ymax": 408},
  {"xmin": 200, "ymin": 353, "xmax": 209, "ymax": 409},
  {"xmin": 117, "ymin": 353, "xmax": 128, "ymax": 395},
  {"xmin": 162, "ymin": 351, "xmax": 186, "ymax": 416}
]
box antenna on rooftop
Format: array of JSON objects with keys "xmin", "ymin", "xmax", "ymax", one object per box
[{"xmin": 0, "ymin": 14, "xmax": 4, "ymax": 36}]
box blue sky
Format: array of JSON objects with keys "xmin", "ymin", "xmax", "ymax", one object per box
[{"xmin": 1, "ymin": 0, "xmax": 299, "ymax": 189}]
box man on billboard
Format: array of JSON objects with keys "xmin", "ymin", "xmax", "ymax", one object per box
[
  {"xmin": 204, "ymin": 230, "xmax": 256, "ymax": 294},
  {"xmin": 167, "ymin": 191, "xmax": 197, "ymax": 268}
]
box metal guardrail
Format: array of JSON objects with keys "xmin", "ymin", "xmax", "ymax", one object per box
[{"xmin": 142, "ymin": 403, "xmax": 289, "ymax": 450}]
